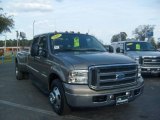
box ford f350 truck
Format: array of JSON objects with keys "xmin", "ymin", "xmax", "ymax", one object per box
[
  {"xmin": 111, "ymin": 41, "xmax": 160, "ymax": 75},
  {"xmin": 15, "ymin": 32, "xmax": 144, "ymax": 115}
]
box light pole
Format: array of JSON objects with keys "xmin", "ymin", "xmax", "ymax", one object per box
[
  {"xmin": 2, "ymin": 35, "xmax": 7, "ymax": 53},
  {"xmin": 33, "ymin": 20, "xmax": 35, "ymax": 38},
  {"xmin": 16, "ymin": 31, "xmax": 19, "ymax": 52}
]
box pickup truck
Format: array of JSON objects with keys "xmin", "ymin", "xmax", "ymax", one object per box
[
  {"xmin": 15, "ymin": 32, "xmax": 144, "ymax": 115},
  {"xmin": 111, "ymin": 41, "xmax": 160, "ymax": 75}
]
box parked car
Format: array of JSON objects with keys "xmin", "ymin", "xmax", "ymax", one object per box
[
  {"xmin": 111, "ymin": 40, "xmax": 160, "ymax": 75},
  {"xmin": 15, "ymin": 32, "xmax": 144, "ymax": 115}
]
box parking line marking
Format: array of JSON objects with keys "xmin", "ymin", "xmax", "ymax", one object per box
[
  {"xmin": 0, "ymin": 99, "xmax": 91, "ymax": 120},
  {"xmin": 0, "ymin": 99, "xmax": 57, "ymax": 116}
]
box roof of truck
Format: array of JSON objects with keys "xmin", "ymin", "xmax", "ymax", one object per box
[{"xmin": 33, "ymin": 31, "xmax": 89, "ymax": 38}]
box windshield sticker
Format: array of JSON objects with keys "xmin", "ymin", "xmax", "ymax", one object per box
[
  {"xmin": 126, "ymin": 43, "xmax": 133, "ymax": 46},
  {"xmin": 54, "ymin": 46, "xmax": 60, "ymax": 49},
  {"xmin": 74, "ymin": 37, "xmax": 80, "ymax": 47},
  {"xmin": 127, "ymin": 43, "xmax": 133, "ymax": 46},
  {"xmin": 51, "ymin": 34, "xmax": 62, "ymax": 40},
  {"xmin": 136, "ymin": 44, "xmax": 140, "ymax": 50}
]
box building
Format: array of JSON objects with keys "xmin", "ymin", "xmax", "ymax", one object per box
[{"xmin": 0, "ymin": 47, "xmax": 30, "ymax": 56}]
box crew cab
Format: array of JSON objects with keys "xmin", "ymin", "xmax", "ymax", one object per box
[
  {"xmin": 111, "ymin": 41, "xmax": 160, "ymax": 75},
  {"xmin": 15, "ymin": 32, "xmax": 144, "ymax": 115}
]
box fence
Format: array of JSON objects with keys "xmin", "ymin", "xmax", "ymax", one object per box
[{"xmin": 0, "ymin": 55, "xmax": 15, "ymax": 64}]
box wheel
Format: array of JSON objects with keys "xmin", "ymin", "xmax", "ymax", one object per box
[
  {"xmin": 15, "ymin": 64, "xmax": 24, "ymax": 80},
  {"xmin": 49, "ymin": 79, "xmax": 70, "ymax": 115}
]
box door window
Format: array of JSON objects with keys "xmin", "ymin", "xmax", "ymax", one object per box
[{"xmin": 38, "ymin": 36, "xmax": 47, "ymax": 56}]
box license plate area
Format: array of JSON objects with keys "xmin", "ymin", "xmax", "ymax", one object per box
[{"xmin": 116, "ymin": 95, "xmax": 128, "ymax": 105}]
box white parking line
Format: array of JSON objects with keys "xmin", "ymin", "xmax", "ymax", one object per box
[
  {"xmin": 0, "ymin": 99, "xmax": 57, "ymax": 116},
  {"xmin": 0, "ymin": 99, "xmax": 91, "ymax": 120}
]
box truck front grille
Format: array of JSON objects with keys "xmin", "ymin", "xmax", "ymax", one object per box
[
  {"xmin": 89, "ymin": 64, "xmax": 138, "ymax": 90},
  {"xmin": 142, "ymin": 57, "xmax": 160, "ymax": 67}
]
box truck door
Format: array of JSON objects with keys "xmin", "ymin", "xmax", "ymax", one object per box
[
  {"xmin": 34, "ymin": 35, "xmax": 50, "ymax": 91},
  {"xmin": 28, "ymin": 37, "xmax": 40, "ymax": 77}
]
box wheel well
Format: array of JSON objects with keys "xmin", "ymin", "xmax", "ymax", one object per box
[{"xmin": 49, "ymin": 73, "xmax": 61, "ymax": 91}]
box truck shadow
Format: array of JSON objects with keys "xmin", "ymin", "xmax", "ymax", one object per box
[{"xmin": 69, "ymin": 103, "xmax": 144, "ymax": 120}]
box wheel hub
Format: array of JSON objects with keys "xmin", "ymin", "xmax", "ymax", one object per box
[
  {"xmin": 16, "ymin": 66, "xmax": 18, "ymax": 76},
  {"xmin": 49, "ymin": 92, "xmax": 56, "ymax": 104},
  {"xmin": 49, "ymin": 87, "xmax": 61, "ymax": 109}
]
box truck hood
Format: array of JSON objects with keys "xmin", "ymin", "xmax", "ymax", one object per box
[
  {"xmin": 57, "ymin": 52, "xmax": 135, "ymax": 69},
  {"xmin": 126, "ymin": 51, "xmax": 160, "ymax": 59}
]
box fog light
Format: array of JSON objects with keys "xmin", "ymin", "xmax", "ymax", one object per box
[
  {"xmin": 93, "ymin": 95, "xmax": 107, "ymax": 102},
  {"xmin": 126, "ymin": 92, "xmax": 130, "ymax": 96},
  {"xmin": 109, "ymin": 95, "xmax": 114, "ymax": 99}
]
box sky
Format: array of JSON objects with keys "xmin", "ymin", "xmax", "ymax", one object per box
[{"xmin": 0, "ymin": 0, "xmax": 160, "ymax": 44}]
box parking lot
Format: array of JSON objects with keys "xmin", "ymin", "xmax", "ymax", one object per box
[{"xmin": 0, "ymin": 63, "xmax": 160, "ymax": 120}]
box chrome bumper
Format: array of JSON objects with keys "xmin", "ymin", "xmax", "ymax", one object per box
[
  {"xmin": 63, "ymin": 77, "xmax": 144, "ymax": 107},
  {"xmin": 141, "ymin": 66, "xmax": 160, "ymax": 74}
]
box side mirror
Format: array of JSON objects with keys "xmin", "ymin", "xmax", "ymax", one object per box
[
  {"xmin": 104, "ymin": 45, "xmax": 114, "ymax": 53},
  {"xmin": 116, "ymin": 47, "xmax": 120, "ymax": 53},
  {"xmin": 31, "ymin": 44, "xmax": 39, "ymax": 56},
  {"xmin": 108, "ymin": 45, "xmax": 114, "ymax": 53}
]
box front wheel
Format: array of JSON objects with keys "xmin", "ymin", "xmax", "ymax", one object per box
[{"xmin": 49, "ymin": 79, "xmax": 70, "ymax": 115}]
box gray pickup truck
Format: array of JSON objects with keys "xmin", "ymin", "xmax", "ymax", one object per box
[
  {"xmin": 15, "ymin": 32, "xmax": 144, "ymax": 115},
  {"xmin": 111, "ymin": 41, "xmax": 160, "ymax": 75}
]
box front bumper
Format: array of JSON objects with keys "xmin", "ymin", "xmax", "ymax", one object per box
[
  {"xmin": 141, "ymin": 66, "xmax": 160, "ymax": 74},
  {"xmin": 63, "ymin": 77, "xmax": 144, "ymax": 107}
]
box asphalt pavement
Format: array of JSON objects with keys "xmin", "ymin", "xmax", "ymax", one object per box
[{"xmin": 0, "ymin": 63, "xmax": 160, "ymax": 120}]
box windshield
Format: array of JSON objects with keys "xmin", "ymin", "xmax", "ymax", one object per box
[
  {"xmin": 125, "ymin": 42, "xmax": 156, "ymax": 51},
  {"xmin": 50, "ymin": 33, "xmax": 106, "ymax": 52}
]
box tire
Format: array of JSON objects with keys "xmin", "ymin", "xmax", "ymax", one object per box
[
  {"xmin": 49, "ymin": 79, "xmax": 70, "ymax": 115},
  {"xmin": 15, "ymin": 64, "xmax": 24, "ymax": 80}
]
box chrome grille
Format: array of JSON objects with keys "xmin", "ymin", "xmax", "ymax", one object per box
[
  {"xmin": 89, "ymin": 64, "xmax": 138, "ymax": 90},
  {"xmin": 142, "ymin": 57, "xmax": 160, "ymax": 67}
]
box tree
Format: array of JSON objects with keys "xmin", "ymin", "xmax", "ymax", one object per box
[
  {"xmin": 0, "ymin": 4, "xmax": 14, "ymax": 34},
  {"xmin": 150, "ymin": 37, "xmax": 157, "ymax": 49},
  {"xmin": 6, "ymin": 40, "xmax": 12, "ymax": 47},
  {"xmin": 0, "ymin": 39, "xmax": 33, "ymax": 47},
  {"xmin": 111, "ymin": 34, "xmax": 119, "ymax": 42},
  {"xmin": 120, "ymin": 32, "xmax": 127, "ymax": 41},
  {"xmin": 111, "ymin": 32, "xmax": 127, "ymax": 42},
  {"xmin": 133, "ymin": 25, "xmax": 154, "ymax": 41},
  {"xmin": 0, "ymin": 40, "xmax": 4, "ymax": 47},
  {"xmin": 157, "ymin": 40, "xmax": 160, "ymax": 49}
]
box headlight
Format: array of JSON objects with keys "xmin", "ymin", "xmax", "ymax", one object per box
[
  {"xmin": 68, "ymin": 70, "xmax": 88, "ymax": 84},
  {"xmin": 135, "ymin": 57, "xmax": 140, "ymax": 64},
  {"xmin": 138, "ymin": 65, "xmax": 141, "ymax": 77},
  {"xmin": 135, "ymin": 57, "xmax": 143, "ymax": 65}
]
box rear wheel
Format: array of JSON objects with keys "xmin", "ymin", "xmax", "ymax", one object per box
[
  {"xmin": 49, "ymin": 79, "xmax": 70, "ymax": 115},
  {"xmin": 15, "ymin": 64, "xmax": 24, "ymax": 80}
]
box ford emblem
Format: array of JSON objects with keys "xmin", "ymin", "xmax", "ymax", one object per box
[{"xmin": 116, "ymin": 73, "xmax": 125, "ymax": 80}]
